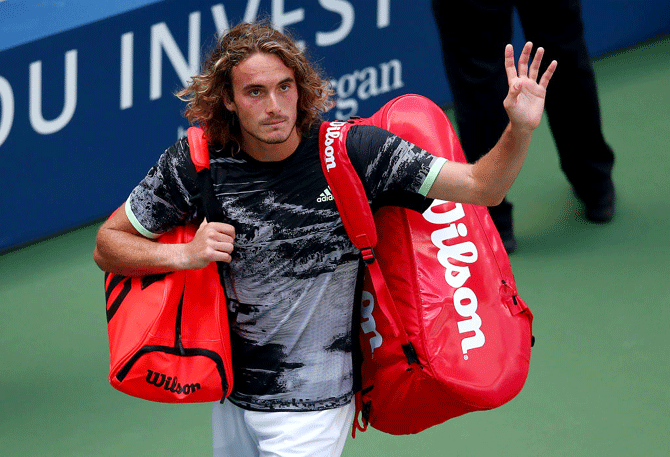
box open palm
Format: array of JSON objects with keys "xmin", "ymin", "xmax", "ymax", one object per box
[{"xmin": 503, "ymin": 42, "xmax": 558, "ymax": 132}]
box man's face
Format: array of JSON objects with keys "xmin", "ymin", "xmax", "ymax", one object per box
[{"xmin": 225, "ymin": 52, "xmax": 300, "ymax": 158}]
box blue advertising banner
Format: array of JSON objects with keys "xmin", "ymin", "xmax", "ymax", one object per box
[{"xmin": 1, "ymin": 0, "xmax": 669, "ymax": 251}]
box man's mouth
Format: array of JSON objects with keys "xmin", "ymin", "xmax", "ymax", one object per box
[{"xmin": 263, "ymin": 117, "xmax": 287, "ymax": 126}]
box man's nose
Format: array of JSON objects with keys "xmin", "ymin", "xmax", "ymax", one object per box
[{"xmin": 266, "ymin": 93, "xmax": 280, "ymax": 114}]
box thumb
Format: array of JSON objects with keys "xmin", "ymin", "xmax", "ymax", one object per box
[
  {"xmin": 509, "ymin": 79, "xmax": 522, "ymax": 96},
  {"xmin": 200, "ymin": 218, "xmax": 208, "ymax": 228}
]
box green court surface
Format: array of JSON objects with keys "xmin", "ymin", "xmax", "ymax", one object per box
[{"xmin": 1, "ymin": 34, "xmax": 668, "ymax": 456}]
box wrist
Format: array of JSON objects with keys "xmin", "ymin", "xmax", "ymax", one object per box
[
  {"xmin": 174, "ymin": 242, "xmax": 195, "ymax": 271},
  {"xmin": 507, "ymin": 121, "xmax": 535, "ymax": 138}
]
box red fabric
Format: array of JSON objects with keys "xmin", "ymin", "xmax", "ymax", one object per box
[
  {"xmin": 105, "ymin": 127, "xmax": 233, "ymax": 403},
  {"xmin": 319, "ymin": 94, "xmax": 533, "ymax": 435}
]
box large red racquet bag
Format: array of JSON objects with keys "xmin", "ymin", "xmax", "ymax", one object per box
[
  {"xmin": 105, "ymin": 127, "xmax": 233, "ymax": 403},
  {"xmin": 319, "ymin": 94, "xmax": 534, "ymax": 435}
]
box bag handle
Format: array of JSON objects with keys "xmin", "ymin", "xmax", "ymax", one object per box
[
  {"xmin": 187, "ymin": 127, "xmax": 224, "ymax": 224},
  {"xmin": 186, "ymin": 127, "xmax": 230, "ymax": 310}
]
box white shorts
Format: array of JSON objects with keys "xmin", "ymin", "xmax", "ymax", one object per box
[{"xmin": 212, "ymin": 400, "xmax": 355, "ymax": 457}]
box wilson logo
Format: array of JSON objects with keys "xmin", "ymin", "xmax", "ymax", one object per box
[
  {"xmin": 323, "ymin": 121, "xmax": 346, "ymax": 171},
  {"xmin": 145, "ymin": 370, "xmax": 201, "ymax": 395},
  {"xmin": 424, "ymin": 200, "xmax": 485, "ymax": 358},
  {"xmin": 360, "ymin": 290, "xmax": 382, "ymax": 356}
]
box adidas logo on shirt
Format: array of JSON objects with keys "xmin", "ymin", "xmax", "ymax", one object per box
[{"xmin": 317, "ymin": 187, "xmax": 334, "ymax": 203}]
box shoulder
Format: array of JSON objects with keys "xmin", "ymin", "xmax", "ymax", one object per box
[
  {"xmin": 344, "ymin": 124, "xmax": 398, "ymax": 157},
  {"xmin": 293, "ymin": 120, "xmax": 324, "ymax": 154},
  {"xmin": 157, "ymin": 136, "xmax": 198, "ymax": 180},
  {"xmin": 348, "ymin": 124, "xmax": 395, "ymax": 143},
  {"xmin": 126, "ymin": 137, "xmax": 200, "ymax": 236},
  {"xmin": 136, "ymin": 136, "xmax": 198, "ymax": 198},
  {"xmin": 167, "ymin": 136, "xmax": 191, "ymax": 163},
  {"xmin": 342, "ymin": 123, "xmax": 398, "ymax": 165},
  {"xmin": 304, "ymin": 120, "xmax": 324, "ymax": 142}
]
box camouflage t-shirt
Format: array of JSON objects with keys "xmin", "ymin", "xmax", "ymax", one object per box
[{"xmin": 126, "ymin": 121, "xmax": 442, "ymax": 411}]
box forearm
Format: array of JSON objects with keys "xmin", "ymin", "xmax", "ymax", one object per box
[
  {"xmin": 426, "ymin": 122, "xmax": 533, "ymax": 206},
  {"xmin": 94, "ymin": 226, "xmax": 187, "ymax": 277},
  {"xmin": 470, "ymin": 122, "xmax": 533, "ymax": 206}
]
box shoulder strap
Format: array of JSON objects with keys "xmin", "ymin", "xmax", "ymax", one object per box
[
  {"xmin": 318, "ymin": 121, "xmax": 409, "ymax": 342},
  {"xmin": 318, "ymin": 120, "xmax": 377, "ymax": 253},
  {"xmin": 186, "ymin": 126, "xmax": 230, "ymax": 295},
  {"xmin": 187, "ymin": 127, "xmax": 224, "ymax": 224},
  {"xmin": 319, "ymin": 119, "xmax": 420, "ymax": 437}
]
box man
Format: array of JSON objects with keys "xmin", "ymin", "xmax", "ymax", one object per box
[
  {"xmin": 94, "ymin": 22, "xmax": 555, "ymax": 457},
  {"xmin": 432, "ymin": 0, "xmax": 616, "ymax": 253}
]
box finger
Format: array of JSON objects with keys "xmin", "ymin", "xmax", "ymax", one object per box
[
  {"xmin": 207, "ymin": 221, "xmax": 236, "ymax": 238},
  {"xmin": 215, "ymin": 251, "xmax": 233, "ymax": 263},
  {"xmin": 210, "ymin": 240, "xmax": 234, "ymax": 254},
  {"xmin": 539, "ymin": 59, "xmax": 558, "ymax": 88},
  {"xmin": 207, "ymin": 225, "xmax": 236, "ymax": 253},
  {"xmin": 201, "ymin": 235, "xmax": 232, "ymax": 254},
  {"xmin": 529, "ymin": 47, "xmax": 544, "ymax": 81},
  {"xmin": 504, "ymin": 44, "xmax": 517, "ymax": 82},
  {"xmin": 209, "ymin": 231, "xmax": 235, "ymax": 244},
  {"xmin": 517, "ymin": 41, "xmax": 533, "ymax": 77},
  {"xmin": 208, "ymin": 241, "xmax": 234, "ymax": 263}
]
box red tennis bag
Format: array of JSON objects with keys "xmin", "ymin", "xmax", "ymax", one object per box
[
  {"xmin": 319, "ymin": 94, "xmax": 534, "ymax": 435},
  {"xmin": 105, "ymin": 127, "xmax": 233, "ymax": 403}
]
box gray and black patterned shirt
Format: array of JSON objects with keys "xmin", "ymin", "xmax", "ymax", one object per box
[{"xmin": 126, "ymin": 121, "xmax": 443, "ymax": 411}]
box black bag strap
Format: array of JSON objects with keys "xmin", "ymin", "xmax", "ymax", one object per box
[
  {"xmin": 186, "ymin": 127, "xmax": 230, "ymax": 300},
  {"xmin": 187, "ymin": 127, "xmax": 224, "ymax": 223}
]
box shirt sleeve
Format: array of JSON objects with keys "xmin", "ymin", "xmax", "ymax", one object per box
[
  {"xmin": 126, "ymin": 137, "xmax": 200, "ymax": 238},
  {"xmin": 345, "ymin": 124, "xmax": 445, "ymax": 211}
]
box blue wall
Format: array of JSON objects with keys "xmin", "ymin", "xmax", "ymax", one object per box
[{"xmin": 1, "ymin": 0, "xmax": 669, "ymax": 251}]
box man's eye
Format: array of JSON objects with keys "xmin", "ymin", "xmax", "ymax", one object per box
[{"xmin": 249, "ymin": 89, "xmax": 261, "ymax": 96}]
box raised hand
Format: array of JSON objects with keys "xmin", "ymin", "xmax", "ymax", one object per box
[{"xmin": 503, "ymin": 42, "xmax": 558, "ymax": 132}]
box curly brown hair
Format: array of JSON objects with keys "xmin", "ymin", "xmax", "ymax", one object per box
[{"xmin": 177, "ymin": 22, "xmax": 334, "ymax": 148}]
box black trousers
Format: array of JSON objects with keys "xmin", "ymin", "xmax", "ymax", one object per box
[{"xmin": 431, "ymin": 0, "xmax": 614, "ymax": 216}]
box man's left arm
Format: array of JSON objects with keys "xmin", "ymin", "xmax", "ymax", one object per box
[{"xmin": 427, "ymin": 42, "xmax": 557, "ymax": 206}]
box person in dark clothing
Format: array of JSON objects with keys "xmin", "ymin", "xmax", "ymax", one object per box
[{"xmin": 432, "ymin": 0, "xmax": 615, "ymax": 253}]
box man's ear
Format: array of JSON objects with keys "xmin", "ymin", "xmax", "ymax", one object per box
[{"xmin": 223, "ymin": 93, "xmax": 236, "ymax": 113}]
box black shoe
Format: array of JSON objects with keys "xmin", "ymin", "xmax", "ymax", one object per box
[
  {"xmin": 584, "ymin": 180, "xmax": 616, "ymax": 223},
  {"xmin": 498, "ymin": 228, "xmax": 517, "ymax": 254},
  {"xmin": 585, "ymin": 199, "xmax": 615, "ymax": 223},
  {"xmin": 488, "ymin": 201, "xmax": 516, "ymax": 254}
]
